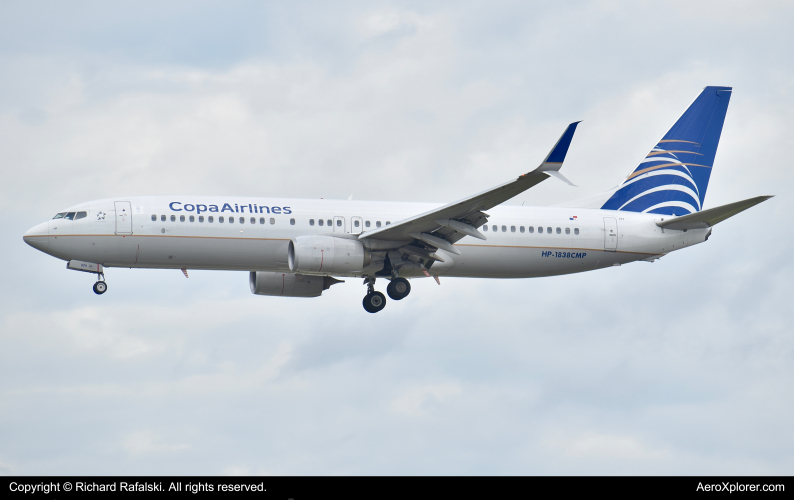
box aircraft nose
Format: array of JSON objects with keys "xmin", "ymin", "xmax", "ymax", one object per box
[{"xmin": 23, "ymin": 221, "xmax": 49, "ymax": 251}]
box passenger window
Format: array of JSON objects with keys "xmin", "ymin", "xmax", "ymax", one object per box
[
  {"xmin": 547, "ymin": 227, "xmax": 552, "ymax": 233},
  {"xmin": 239, "ymin": 217, "xmax": 244, "ymax": 224},
  {"xmin": 327, "ymin": 219, "xmax": 332, "ymax": 226},
  {"xmin": 171, "ymin": 215, "xmax": 176, "ymax": 222},
  {"xmin": 310, "ymin": 219, "xmax": 315, "ymax": 226},
  {"xmin": 538, "ymin": 227, "xmax": 543, "ymax": 234},
  {"xmin": 492, "ymin": 225, "xmax": 497, "ymax": 232},
  {"xmin": 260, "ymin": 217, "xmax": 265, "ymax": 224},
  {"xmin": 64, "ymin": 212, "xmax": 76, "ymax": 220},
  {"xmin": 318, "ymin": 219, "xmax": 324, "ymax": 226},
  {"xmin": 151, "ymin": 214, "xmax": 156, "ymax": 221},
  {"xmin": 199, "ymin": 216, "xmax": 204, "ymax": 223},
  {"xmin": 180, "ymin": 215, "xmax": 185, "ymax": 222},
  {"xmin": 565, "ymin": 227, "xmax": 570, "ymax": 234},
  {"xmin": 556, "ymin": 227, "xmax": 561, "ymax": 234},
  {"xmin": 290, "ymin": 218, "xmax": 295, "ymax": 225},
  {"xmin": 386, "ymin": 221, "xmax": 391, "ymax": 225},
  {"xmin": 365, "ymin": 221, "xmax": 371, "ymax": 228},
  {"xmin": 483, "ymin": 225, "xmax": 488, "ymax": 232},
  {"xmin": 336, "ymin": 219, "xmax": 342, "ymax": 227},
  {"xmin": 229, "ymin": 217, "xmax": 234, "ymax": 223},
  {"xmin": 53, "ymin": 213, "xmax": 66, "ymax": 219},
  {"xmin": 502, "ymin": 225, "xmax": 506, "ymax": 232},
  {"xmin": 574, "ymin": 228, "xmax": 579, "ymax": 235},
  {"xmin": 219, "ymin": 216, "xmax": 224, "ymax": 223},
  {"xmin": 354, "ymin": 220, "xmax": 359, "ymax": 227},
  {"xmin": 520, "ymin": 226, "xmax": 525, "ymax": 233},
  {"xmin": 161, "ymin": 215, "xmax": 166, "ymax": 222},
  {"xmin": 511, "ymin": 226, "xmax": 516, "ymax": 232},
  {"xmin": 529, "ymin": 226, "xmax": 534, "ymax": 233},
  {"xmin": 376, "ymin": 221, "xmax": 381, "ymax": 228},
  {"xmin": 189, "ymin": 215, "xmax": 195, "ymax": 222},
  {"xmin": 250, "ymin": 217, "xmax": 255, "ymax": 224},
  {"xmin": 208, "ymin": 216, "xmax": 214, "ymax": 223},
  {"xmin": 271, "ymin": 218, "xmax": 276, "ymax": 225}
]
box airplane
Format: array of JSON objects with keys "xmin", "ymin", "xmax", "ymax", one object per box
[{"xmin": 23, "ymin": 86, "xmax": 772, "ymax": 313}]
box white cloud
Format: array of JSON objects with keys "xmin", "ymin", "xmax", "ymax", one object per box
[
  {"xmin": 357, "ymin": 10, "xmax": 435, "ymax": 39},
  {"xmin": 122, "ymin": 430, "xmax": 189, "ymax": 457},
  {"xmin": 544, "ymin": 432, "xmax": 667, "ymax": 461},
  {"xmin": 390, "ymin": 383, "xmax": 463, "ymax": 417}
]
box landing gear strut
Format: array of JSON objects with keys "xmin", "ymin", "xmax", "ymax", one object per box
[
  {"xmin": 93, "ymin": 276, "xmax": 107, "ymax": 295},
  {"xmin": 387, "ymin": 277, "xmax": 411, "ymax": 300},
  {"xmin": 362, "ymin": 276, "xmax": 386, "ymax": 313}
]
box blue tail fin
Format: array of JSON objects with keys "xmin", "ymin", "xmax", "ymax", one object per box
[{"xmin": 601, "ymin": 86, "xmax": 732, "ymax": 215}]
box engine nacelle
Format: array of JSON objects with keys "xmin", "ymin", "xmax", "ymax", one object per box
[
  {"xmin": 288, "ymin": 235, "xmax": 371, "ymax": 275},
  {"xmin": 249, "ymin": 271, "xmax": 342, "ymax": 298}
]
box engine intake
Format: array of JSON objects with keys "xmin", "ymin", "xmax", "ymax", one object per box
[
  {"xmin": 249, "ymin": 271, "xmax": 343, "ymax": 297},
  {"xmin": 288, "ymin": 235, "xmax": 371, "ymax": 275}
]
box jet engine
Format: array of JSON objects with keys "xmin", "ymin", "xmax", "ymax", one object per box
[
  {"xmin": 288, "ymin": 235, "xmax": 371, "ymax": 275},
  {"xmin": 249, "ymin": 271, "xmax": 342, "ymax": 298}
]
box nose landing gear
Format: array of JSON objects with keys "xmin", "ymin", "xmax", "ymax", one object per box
[{"xmin": 93, "ymin": 278, "xmax": 107, "ymax": 295}]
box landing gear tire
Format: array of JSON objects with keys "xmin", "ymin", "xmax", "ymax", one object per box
[
  {"xmin": 93, "ymin": 281, "xmax": 107, "ymax": 295},
  {"xmin": 387, "ymin": 278, "xmax": 411, "ymax": 300},
  {"xmin": 363, "ymin": 291, "xmax": 386, "ymax": 313}
]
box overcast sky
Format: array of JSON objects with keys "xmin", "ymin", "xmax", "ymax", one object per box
[{"xmin": 1, "ymin": 0, "xmax": 792, "ymax": 475}]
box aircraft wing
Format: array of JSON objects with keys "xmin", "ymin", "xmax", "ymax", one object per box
[{"xmin": 358, "ymin": 122, "xmax": 581, "ymax": 253}]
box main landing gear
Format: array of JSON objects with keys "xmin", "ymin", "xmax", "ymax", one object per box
[
  {"xmin": 387, "ymin": 277, "xmax": 411, "ymax": 300},
  {"xmin": 362, "ymin": 276, "xmax": 411, "ymax": 313},
  {"xmin": 93, "ymin": 275, "xmax": 107, "ymax": 295},
  {"xmin": 362, "ymin": 276, "xmax": 385, "ymax": 313}
]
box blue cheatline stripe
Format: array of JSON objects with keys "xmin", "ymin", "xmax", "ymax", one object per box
[
  {"xmin": 603, "ymin": 86, "xmax": 732, "ymax": 213},
  {"xmin": 545, "ymin": 122, "xmax": 580, "ymax": 164},
  {"xmin": 601, "ymin": 173, "xmax": 699, "ymax": 210},
  {"xmin": 621, "ymin": 189, "xmax": 700, "ymax": 214}
]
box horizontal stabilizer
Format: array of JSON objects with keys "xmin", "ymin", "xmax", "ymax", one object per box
[{"xmin": 656, "ymin": 195, "xmax": 773, "ymax": 230}]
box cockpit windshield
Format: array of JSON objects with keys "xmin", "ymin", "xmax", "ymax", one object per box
[{"xmin": 53, "ymin": 211, "xmax": 86, "ymax": 220}]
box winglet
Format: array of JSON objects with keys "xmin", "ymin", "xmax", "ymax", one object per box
[{"xmin": 538, "ymin": 121, "xmax": 581, "ymax": 172}]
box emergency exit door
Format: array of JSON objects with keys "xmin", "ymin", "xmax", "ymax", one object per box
[
  {"xmin": 351, "ymin": 216, "xmax": 363, "ymax": 235},
  {"xmin": 333, "ymin": 216, "xmax": 345, "ymax": 233},
  {"xmin": 115, "ymin": 201, "xmax": 133, "ymax": 234},
  {"xmin": 603, "ymin": 217, "xmax": 618, "ymax": 251}
]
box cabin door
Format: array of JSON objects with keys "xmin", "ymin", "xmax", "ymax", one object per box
[
  {"xmin": 603, "ymin": 217, "xmax": 618, "ymax": 251},
  {"xmin": 115, "ymin": 201, "xmax": 133, "ymax": 235}
]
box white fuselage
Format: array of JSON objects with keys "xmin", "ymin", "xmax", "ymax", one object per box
[{"xmin": 23, "ymin": 196, "xmax": 708, "ymax": 279}]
